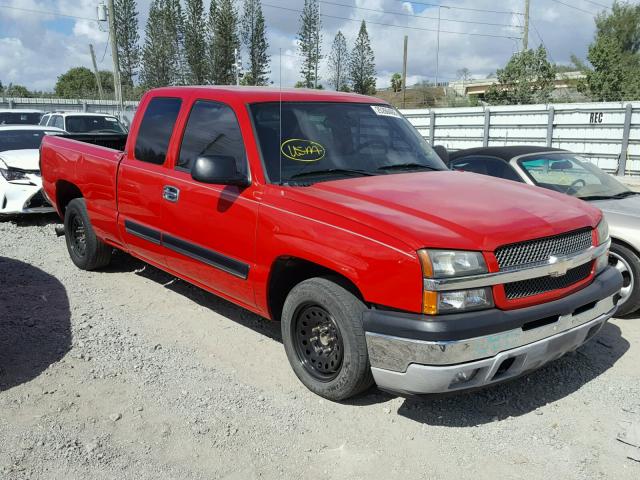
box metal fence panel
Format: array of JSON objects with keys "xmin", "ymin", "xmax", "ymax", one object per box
[{"xmin": 401, "ymin": 101, "xmax": 640, "ymax": 175}]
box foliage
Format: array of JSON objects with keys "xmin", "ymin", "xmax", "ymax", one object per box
[
  {"xmin": 114, "ymin": 0, "xmax": 140, "ymax": 88},
  {"xmin": 485, "ymin": 45, "xmax": 556, "ymax": 105},
  {"xmin": 206, "ymin": 0, "xmax": 218, "ymax": 84},
  {"xmin": 328, "ymin": 31, "xmax": 350, "ymax": 91},
  {"xmin": 140, "ymin": 0, "xmax": 181, "ymax": 88},
  {"xmin": 349, "ymin": 21, "xmax": 376, "ymax": 95},
  {"xmin": 241, "ymin": 0, "xmax": 270, "ymax": 86},
  {"xmin": 390, "ymin": 73, "xmax": 402, "ymax": 92},
  {"xmin": 576, "ymin": 1, "xmax": 640, "ymax": 101},
  {"xmin": 55, "ymin": 67, "xmax": 100, "ymax": 98},
  {"xmin": 456, "ymin": 67, "xmax": 471, "ymax": 81},
  {"xmin": 297, "ymin": 0, "xmax": 322, "ymax": 88},
  {"xmin": 184, "ymin": 0, "xmax": 209, "ymax": 84},
  {"xmin": 2, "ymin": 83, "xmax": 31, "ymax": 97},
  {"xmin": 212, "ymin": 0, "xmax": 240, "ymax": 85}
]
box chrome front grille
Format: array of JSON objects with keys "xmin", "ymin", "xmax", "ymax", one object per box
[
  {"xmin": 504, "ymin": 262, "xmax": 593, "ymax": 300},
  {"xmin": 495, "ymin": 228, "xmax": 593, "ymax": 270}
]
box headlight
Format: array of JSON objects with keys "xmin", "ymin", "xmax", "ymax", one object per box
[
  {"xmin": 418, "ymin": 249, "xmax": 493, "ymax": 315},
  {"xmin": 596, "ymin": 218, "xmax": 609, "ymax": 245},
  {"xmin": 0, "ymin": 167, "xmax": 28, "ymax": 182},
  {"xmin": 418, "ymin": 249, "xmax": 487, "ymax": 278}
]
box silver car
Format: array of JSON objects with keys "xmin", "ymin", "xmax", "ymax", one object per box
[{"xmin": 448, "ymin": 146, "xmax": 640, "ymax": 316}]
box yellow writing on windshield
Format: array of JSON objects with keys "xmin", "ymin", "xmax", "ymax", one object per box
[{"xmin": 281, "ymin": 139, "xmax": 326, "ymax": 162}]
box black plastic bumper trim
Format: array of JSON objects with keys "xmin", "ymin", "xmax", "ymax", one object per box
[{"xmin": 363, "ymin": 266, "xmax": 623, "ymax": 342}]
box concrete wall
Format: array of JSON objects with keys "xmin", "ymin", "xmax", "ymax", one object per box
[{"xmin": 401, "ymin": 101, "xmax": 640, "ymax": 175}]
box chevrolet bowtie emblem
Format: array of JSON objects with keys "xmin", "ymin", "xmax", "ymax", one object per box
[{"xmin": 548, "ymin": 255, "xmax": 569, "ymax": 277}]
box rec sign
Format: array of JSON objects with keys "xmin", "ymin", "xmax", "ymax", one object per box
[{"xmin": 589, "ymin": 112, "xmax": 604, "ymax": 124}]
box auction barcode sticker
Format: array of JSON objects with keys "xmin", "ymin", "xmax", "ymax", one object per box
[{"xmin": 371, "ymin": 105, "xmax": 401, "ymax": 118}]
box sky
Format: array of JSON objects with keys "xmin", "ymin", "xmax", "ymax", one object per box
[{"xmin": 0, "ymin": 0, "xmax": 621, "ymax": 92}]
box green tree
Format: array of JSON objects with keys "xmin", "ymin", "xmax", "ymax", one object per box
[
  {"xmin": 576, "ymin": 1, "xmax": 640, "ymax": 101},
  {"xmin": 184, "ymin": 0, "xmax": 208, "ymax": 84},
  {"xmin": 485, "ymin": 45, "xmax": 556, "ymax": 105},
  {"xmin": 297, "ymin": 0, "xmax": 322, "ymax": 88},
  {"xmin": 167, "ymin": 0, "xmax": 187, "ymax": 84},
  {"xmin": 55, "ymin": 67, "xmax": 99, "ymax": 97},
  {"xmin": 4, "ymin": 83, "xmax": 31, "ymax": 97},
  {"xmin": 98, "ymin": 70, "xmax": 115, "ymax": 95},
  {"xmin": 349, "ymin": 21, "xmax": 376, "ymax": 95},
  {"xmin": 390, "ymin": 73, "xmax": 402, "ymax": 92},
  {"xmin": 114, "ymin": 0, "xmax": 140, "ymax": 88},
  {"xmin": 328, "ymin": 31, "xmax": 349, "ymax": 91},
  {"xmin": 140, "ymin": 0, "xmax": 179, "ymax": 88},
  {"xmin": 241, "ymin": 0, "xmax": 270, "ymax": 86},
  {"xmin": 212, "ymin": 0, "xmax": 240, "ymax": 85},
  {"xmin": 205, "ymin": 0, "xmax": 218, "ymax": 84}
]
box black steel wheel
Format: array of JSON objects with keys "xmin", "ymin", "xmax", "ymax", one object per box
[
  {"xmin": 64, "ymin": 198, "xmax": 112, "ymax": 270},
  {"xmin": 69, "ymin": 212, "xmax": 87, "ymax": 259},
  {"xmin": 281, "ymin": 277, "xmax": 374, "ymax": 401},
  {"xmin": 292, "ymin": 304, "xmax": 344, "ymax": 381}
]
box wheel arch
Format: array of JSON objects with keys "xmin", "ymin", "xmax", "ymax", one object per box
[
  {"xmin": 267, "ymin": 256, "xmax": 365, "ymax": 322},
  {"xmin": 55, "ymin": 180, "xmax": 83, "ymax": 217}
]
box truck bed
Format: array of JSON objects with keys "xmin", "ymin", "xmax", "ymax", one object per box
[{"xmin": 60, "ymin": 133, "xmax": 128, "ymax": 152}]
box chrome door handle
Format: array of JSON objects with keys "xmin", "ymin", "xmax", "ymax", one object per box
[{"xmin": 162, "ymin": 185, "xmax": 180, "ymax": 202}]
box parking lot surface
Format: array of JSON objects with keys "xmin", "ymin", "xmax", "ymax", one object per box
[{"xmin": 1, "ymin": 215, "xmax": 639, "ymax": 480}]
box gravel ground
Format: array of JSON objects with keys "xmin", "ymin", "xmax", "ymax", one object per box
[{"xmin": 1, "ymin": 214, "xmax": 639, "ymax": 480}]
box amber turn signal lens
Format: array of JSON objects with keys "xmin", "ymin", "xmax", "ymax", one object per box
[
  {"xmin": 417, "ymin": 249, "xmax": 433, "ymax": 278},
  {"xmin": 422, "ymin": 290, "xmax": 438, "ymax": 315}
]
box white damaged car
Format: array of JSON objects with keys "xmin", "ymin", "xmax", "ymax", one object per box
[{"xmin": 0, "ymin": 125, "xmax": 64, "ymax": 216}]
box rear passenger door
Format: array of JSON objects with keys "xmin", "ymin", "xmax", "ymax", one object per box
[
  {"xmin": 117, "ymin": 96, "xmax": 182, "ymax": 268},
  {"xmin": 161, "ymin": 99, "xmax": 258, "ymax": 306}
]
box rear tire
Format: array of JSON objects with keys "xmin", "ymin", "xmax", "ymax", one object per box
[
  {"xmin": 64, "ymin": 198, "xmax": 112, "ymax": 270},
  {"xmin": 281, "ymin": 277, "xmax": 374, "ymax": 401},
  {"xmin": 609, "ymin": 242, "xmax": 640, "ymax": 316}
]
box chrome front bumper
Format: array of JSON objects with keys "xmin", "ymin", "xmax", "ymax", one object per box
[{"xmin": 365, "ymin": 266, "xmax": 622, "ymax": 395}]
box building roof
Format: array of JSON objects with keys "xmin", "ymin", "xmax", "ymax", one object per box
[{"xmin": 449, "ymin": 146, "xmax": 568, "ymax": 162}]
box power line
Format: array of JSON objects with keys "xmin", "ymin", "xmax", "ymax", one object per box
[
  {"xmin": 390, "ymin": 0, "xmax": 524, "ymax": 16},
  {"xmin": 0, "ymin": 4, "xmax": 96, "ymax": 21},
  {"xmin": 582, "ymin": 0, "xmax": 611, "ymax": 9},
  {"xmin": 262, "ymin": 3, "xmax": 522, "ymax": 40},
  {"xmin": 318, "ymin": 0, "xmax": 521, "ymax": 29},
  {"xmin": 530, "ymin": 19, "xmax": 556, "ymax": 64},
  {"xmin": 549, "ymin": 0, "xmax": 598, "ymax": 15}
]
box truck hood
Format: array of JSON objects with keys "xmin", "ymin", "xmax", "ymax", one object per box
[
  {"xmin": 0, "ymin": 149, "xmax": 40, "ymax": 171},
  {"xmin": 283, "ymin": 171, "xmax": 601, "ymax": 252}
]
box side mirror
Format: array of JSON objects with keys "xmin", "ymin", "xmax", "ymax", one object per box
[
  {"xmin": 433, "ymin": 145, "xmax": 449, "ymax": 164},
  {"xmin": 191, "ymin": 155, "xmax": 250, "ymax": 187}
]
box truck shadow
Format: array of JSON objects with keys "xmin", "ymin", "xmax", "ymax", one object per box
[
  {"xmin": 0, "ymin": 257, "xmax": 71, "ymax": 392},
  {"xmin": 105, "ymin": 251, "xmax": 282, "ymax": 342},
  {"xmin": 393, "ymin": 321, "xmax": 629, "ymax": 426},
  {"xmin": 0, "ymin": 212, "xmax": 60, "ymax": 227}
]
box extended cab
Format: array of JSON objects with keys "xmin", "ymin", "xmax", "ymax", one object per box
[{"xmin": 40, "ymin": 87, "xmax": 622, "ymax": 400}]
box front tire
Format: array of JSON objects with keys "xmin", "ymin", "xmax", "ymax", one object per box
[
  {"xmin": 281, "ymin": 277, "xmax": 374, "ymax": 401},
  {"xmin": 64, "ymin": 198, "xmax": 112, "ymax": 270},
  {"xmin": 609, "ymin": 242, "xmax": 640, "ymax": 316}
]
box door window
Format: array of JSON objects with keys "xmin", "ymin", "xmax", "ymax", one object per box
[
  {"xmin": 177, "ymin": 100, "xmax": 247, "ymax": 175},
  {"xmin": 134, "ymin": 97, "xmax": 182, "ymax": 165},
  {"xmin": 50, "ymin": 115, "xmax": 64, "ymax": 130}
]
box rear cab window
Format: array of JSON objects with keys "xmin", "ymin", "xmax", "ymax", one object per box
[{"xmin": 134, "ymin": 97, "xmax": 182, "ymax": 165}]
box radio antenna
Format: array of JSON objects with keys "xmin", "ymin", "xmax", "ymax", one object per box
[{"xmin": 278, "ymin": 48, "xmax": 283, "ymax": 185}]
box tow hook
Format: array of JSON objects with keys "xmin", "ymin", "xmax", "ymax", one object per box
[{"xmin": 54, "ymin": 225, "xmax": 65, "ymax": 237}]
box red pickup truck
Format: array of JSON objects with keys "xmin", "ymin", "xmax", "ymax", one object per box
[{"xmin": 41, "ymin": 87, "xmax": 622, "ymax": 400}]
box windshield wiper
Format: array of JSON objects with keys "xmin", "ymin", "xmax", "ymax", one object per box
[
  {"xmin": 377, "ymin": 163, "xmax": 440, "ymax": 172},
  {"xmin": 580, "ymin": 191, "xmax": 639, "ymax": 201},
  {"xmin": 288, "ymin": 168, "xmax": 377, "ymax": 180}
]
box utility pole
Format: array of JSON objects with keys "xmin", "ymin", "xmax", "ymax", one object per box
[
  {"xmin": 435, "ymin": 5, "xmax": 450, "ymax": 88},
  {"xmin": 402, "ymin": 35, "xmax": 408, "ymax": 109},
  {"xmin": 89, "ymin": 44, "xmax": 104, "ymax": 101},
  {"xmin": 234, "ymin": 48, "xmax": 240, "ymax": 86},
  {"xmin": 523, "ymin": 0, "xmax": 530, "ymax": 50},
  {"xmin": 107, "ymin": 0, "xmax": 124, "ymax": 116},
  {"xmin": 314, "ymin": 25, "xmax": 319, "ymax": 89}
]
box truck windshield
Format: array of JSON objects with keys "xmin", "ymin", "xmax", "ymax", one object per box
[
  {"xmin": 250, "ymin": 102, "xmax": 445, "ymax": 184},
  {"xmin": 518, "ymin": 152, "xmax": 632, "ymax": 200},
  {"xmin": 0, "ymin": 130, "xmax": 59, "ymax": 152}
]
